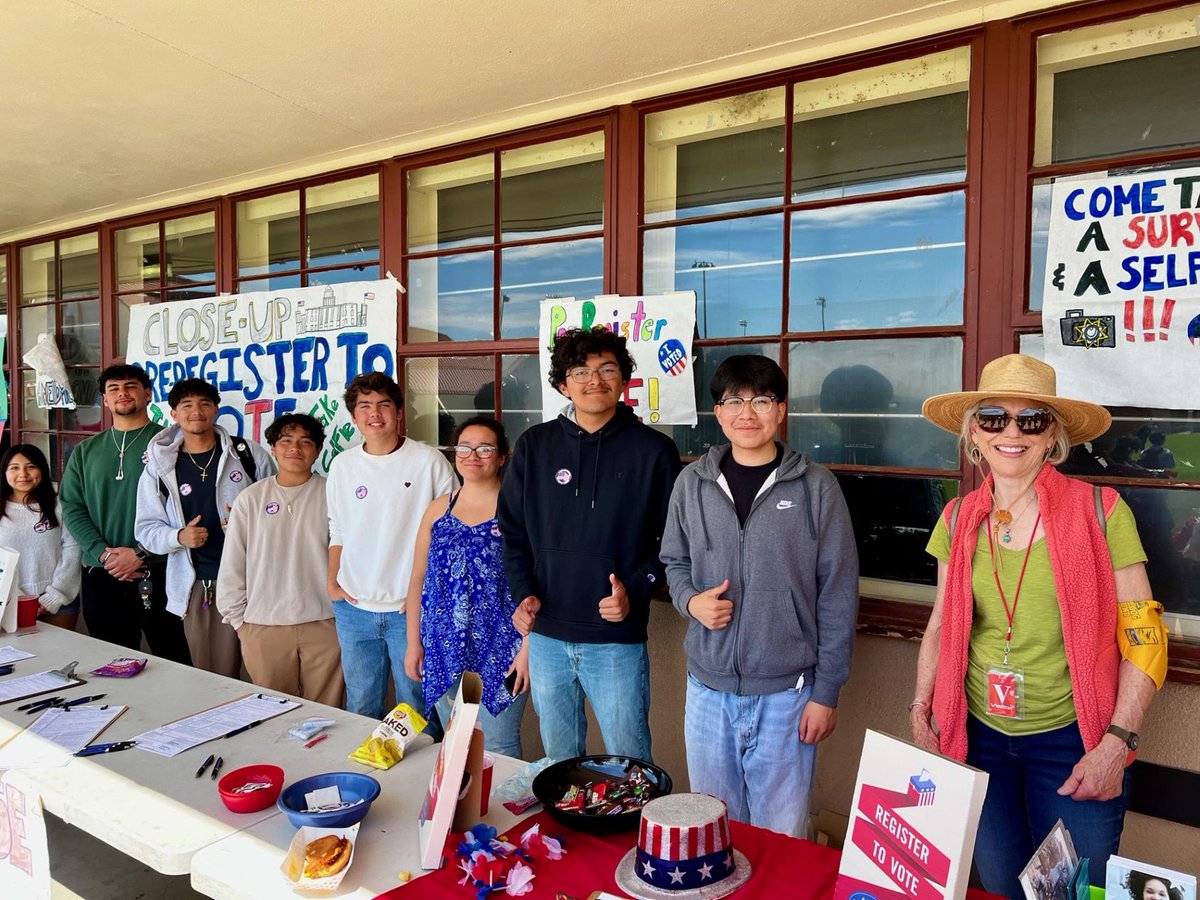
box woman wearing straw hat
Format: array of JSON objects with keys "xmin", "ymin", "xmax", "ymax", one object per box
[{"xmin": 910, "ymin": 354, "xmax": 1167, "ymax": 898}]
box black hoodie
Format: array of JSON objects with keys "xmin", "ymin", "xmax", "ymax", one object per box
[{"xmin": 498, "ymin": 403, "xmax": 682, "ymax": 644}]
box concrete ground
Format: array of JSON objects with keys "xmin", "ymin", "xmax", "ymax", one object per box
[{"xmin": 47, "ymin": 812, "xmax": 204, "ymax": 900}]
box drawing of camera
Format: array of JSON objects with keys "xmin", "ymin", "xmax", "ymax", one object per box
[{"xmin": 1059, "ymin": 309, "xmax": 1116, "ymax": 349}]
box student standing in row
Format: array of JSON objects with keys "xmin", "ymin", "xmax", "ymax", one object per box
[
  {"xmin": 136, "ymin": 378, "xmax": 275, "ymax": 677},
  {"xmin": 326, "ymin": 372, "xmax": 456, "ymax": 725},
  {"xmin": 61, "ymin": 365, "xmax": 191, "ymax": 663},
  {"xmin": 218, "ymin": 414, "xmax": 344, "ymax": 706},
  {"xmin": 0, "ymin": 444, "xmax": 81, "ymax": 630},
  {"xmin": 661, "ymin": 355, "xmax": 859, "ymax": 837},
  {"xmin": 500, "ymin": 327, "xmax": 681, "ymax": 761}
]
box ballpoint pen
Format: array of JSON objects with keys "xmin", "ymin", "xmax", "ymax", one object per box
[
  {"xmin": 62, "ymin": 694, "xmax": 107, "ymax": 708},
  {"xmin": 75, "ymin": 741, "xmax": 137, "ymax": 757},
  {"xmin": 210, "ymin": 756, "xmax": 224, "ymax": 780},
  {"xmin": 16, "ymin": 696, "xmax": 62, "ymax": 711},
  {"xmin": 195, "ymin": 753, "xmax": 216, "ymax": 778},
  {"xmin": 0, "ymin": 665, "xmax": 14, "ymax": 676},
  {"xmin": 23, "ymin": 697, "xmax": 65, "ymax": 715},
  {"xmin": 222, "ymin": 719, "xmax": 263, "ymax": 739}
]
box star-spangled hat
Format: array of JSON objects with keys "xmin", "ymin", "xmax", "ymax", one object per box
[{"xmin": 614, "ymin": 793, "xmax": 752, "ymax": 899}]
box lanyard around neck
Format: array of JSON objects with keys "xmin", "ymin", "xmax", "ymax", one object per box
[{"xmin": 988, "ymin": 510, "xmax": 1041, "ymax": 667}]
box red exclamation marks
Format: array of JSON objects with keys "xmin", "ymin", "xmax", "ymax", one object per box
[{"xmin": 1125, "ymin": 297, "xmax": 1176, "ymax": 342}]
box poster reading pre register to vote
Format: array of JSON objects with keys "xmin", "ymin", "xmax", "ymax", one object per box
[
  {"xmin": 125, "ymin": 280, "xmax": 399, "ymax": 474},
  {"xmin": 538, "ymin": 293, "xmax": 698, "ymax": 425},
  {"xmin": 1042, "ymin": 165, "xmax": 1200, "ymax": 409}
]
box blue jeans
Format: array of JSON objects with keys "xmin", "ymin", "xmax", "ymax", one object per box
[
  {"xmin": 434, "ymin": 677, "xmax": 529, "ymax": 760},
  {"xmin": 331, "ymin": 601, "xmax": 441, "ymax": 739},
  {"xmin": 527, "ymin": 633, "xmax": 651, "ymax": 761},
  {"xmin": 684, "ymin": 673, "xmax": 816, "ymax": 837},
  {"xmin": 967, "ymin": 715, "xmax": 1130, "ymax": 899}
]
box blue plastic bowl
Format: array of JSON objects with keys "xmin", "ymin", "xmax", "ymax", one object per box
[{"xmin": 277, "ymin": 772, "xmax": 381, "ymax": 829}]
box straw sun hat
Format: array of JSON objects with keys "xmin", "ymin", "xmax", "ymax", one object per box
[{"xmin": 922, "ymin": 354, "xmax": 1110, "ymax": 445}]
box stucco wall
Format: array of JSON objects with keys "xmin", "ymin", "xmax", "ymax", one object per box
[{"xmin": 521, "ymin": 603, "xmax": 1200, "ymax": 872}]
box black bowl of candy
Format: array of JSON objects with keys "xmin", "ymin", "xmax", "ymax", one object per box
[{"xmin": 532, "ymin": 755, "xmax": 672, "ymax": 833}]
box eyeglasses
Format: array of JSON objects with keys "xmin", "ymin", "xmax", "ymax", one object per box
[
  {"xmin": 715, "ymin": 395, "xmax": 778, "ymax": 414},
  {"xmin": 453, "ymin": 444, "xmax": 499, "ymax": 459},
  {"xmin": 567, "ymin": 364, "xmax": 622, "ymax": 384},
  {"xmin": 974, "ymin": 407, "xmax": 1053, "ymax": 435}
]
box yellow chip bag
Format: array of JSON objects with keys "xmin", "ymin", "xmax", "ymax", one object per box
[{"xmin": 349, "ymin": 702, "xmax": 427, "ymax": 770}]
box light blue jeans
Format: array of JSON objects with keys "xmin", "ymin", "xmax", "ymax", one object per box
[
  {"xmin": 434, "ymin": 676, "xmax": 529, "ymax": 760},
  {"xmin": 527, "ymin": 632, "xmax": 652, "ymax": 761},
  {"xmin": 331, "ymin": 601, "xmax": 442, "ymax": 739},
  {"xmin": 684, "ymin": 672, "xmax": 816, "ymax": 837}
]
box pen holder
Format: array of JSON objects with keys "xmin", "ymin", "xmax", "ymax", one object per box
[{"xmin": 218, "ymin": 765, "xmax": 284, "ymax": 813}]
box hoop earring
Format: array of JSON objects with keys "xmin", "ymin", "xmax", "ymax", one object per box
[{"xmin": 967, "ymin": 444, "xmax": 983, "ymax": 465}]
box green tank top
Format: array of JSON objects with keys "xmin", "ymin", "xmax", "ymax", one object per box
[{"xmin": 926, "ymin": 498, "xmax": 1145, "ymax": 735}]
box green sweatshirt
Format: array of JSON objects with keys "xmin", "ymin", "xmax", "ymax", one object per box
[{"xmin": 60, "ymin": 424, "xmax": 164, "ymax": 567}]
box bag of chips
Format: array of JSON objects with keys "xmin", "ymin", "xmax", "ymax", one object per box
[{"xmin": 348, "ymin": 702, "xmax": 427, "ymax": 770}]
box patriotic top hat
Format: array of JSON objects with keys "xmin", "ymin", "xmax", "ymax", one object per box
[{"xmin": 614, "ymin": 793, "xmax": 752, "ymax": 899}]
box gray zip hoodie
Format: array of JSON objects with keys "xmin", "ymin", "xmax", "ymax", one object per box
[
  {"xmin": 660, "ymin": 442, "xmax": 859, "ymax": 707},
  {"xmin": 135, "ymin": 425, "xmax": 277, "ymax": 617}
]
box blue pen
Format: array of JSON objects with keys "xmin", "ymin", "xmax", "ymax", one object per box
[
  {"xmin": 75, "ymin": 741, "xmax": 137, "ymax": 757},
  {"xmin": 62, "ymin": 694, "xmax": 106, "ymax": 709},
  {"xmin": 0, "ymin": 665, "xmax": 14, "ymax": 676}
]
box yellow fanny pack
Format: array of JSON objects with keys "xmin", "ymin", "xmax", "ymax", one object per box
[{"xmin": 1116, "ymin": 600, "xmax": 1169, "ymax": 689}]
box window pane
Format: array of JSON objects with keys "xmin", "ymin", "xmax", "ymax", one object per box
[
  {"xmin": 58, "ymin": 432, "xmax": 91, "ymax": 478},
  {"xmin": 791, "ymin": 49, "xmax": 969, "ymax": 201},
  {"xmin": 118, "ymin": 292, "xmax": 160, "ymax": 357},
  {"xmin": 407, "ymin": 154, "xmax": 493, "ymax": 253},
  {"xmin": 115, "ymin": 223, "xmax": 161, "ymax": 292},
  {"xmin": 501, "ymin": 133, "xmax": 604, "ymax": 241},
  {"xmin": 1113, "ymin": 485, "xmax": 1200, "ymax": 631},
  {"xmin": 59, "ymin": 233, "xmax": 99, "ymax": 299},
  {"xmin": 237, "ymin": 191, "xmax": 301, "ymax": 277},
  {"xmin": 405, "ymin": 356, "xmax": 496, "ymax": 447},
  {"xmin": 61, "ymin": 300, "xmax": 100, "ymax": 367},
  {"xmin": 309, "ymin": 265, "xmax": 380, "ymax": 287},
  {"xmin": 787, "ymin": 336, "xmax": 963, "ymax": 469},
  {"xmin": 164, "ymin": 283, "xmax": 217, "ymax": 304},
  {"xmin": 1035, "ymin": 6, "xmax": 1200, "ymax": 166},
  {"xmin": 838, "ymin": 474, "xmax": 958, "ymax": 585},
  {"xmin": 0, "ymin": 255, "xmax": 7, "ymax": 301},
  {"xmin": 1057, "ymin": 408, "xmax": 1200, "ymax": 485},
  {"xmin": 20, "ymin": 241, "xmax": 55, "ymax": 305},
  {"xmin": 408, "ymin": 251, "xmax": 493, "ymax": 343},
  {"xmin": 236, "ymin": 274, "xmax": 301, "ymax": 293},
  {"xmin": 307, "ymin": 175, "xmax": 380, "ymax": 268},
  {"xmin": 644, "ymin": 213, "xmax": 783, "ymax": 338},
  {"xmin": 20, "ymin": 370, "xmax": 50, "ymax": 429},
  {"xmin": 500, "ymin": 238, "xmax": 603, "ymax": 339},
  {"xmin": 63, "ymin": 367, "xmax": 102, "ymax": 433},
  {"xmin": 645, "ymin": 88, "xmax": 786, "ymax": 222},
  {"xmin": 500, "ymin": 354, "xmax": 542, "ymax": 445},
  {"xmin": 164, "ymin": 212, "xmax": 217, "ymax": 285},
  {"xmin": 789, "ymin": 192, "xmax": 965, "ymax": 332},
  {"xmin": 21, "ymin": 431, "xmax": 51, "ymax": 468},
  {"xmin": 20, "ymin": 305, "xmax": 54, "ymax": 356},
  {"xmin": 654, "ymin": 343, "xmax": 779, "ymax": 458}
]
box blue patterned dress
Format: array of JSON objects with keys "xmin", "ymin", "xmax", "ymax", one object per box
[{"xmin": 420, "ymin": 492, "xmax": 523, "ymax": 716}]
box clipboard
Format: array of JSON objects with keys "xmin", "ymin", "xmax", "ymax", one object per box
[
  {"xmin": 0, "ymin": 670, "xmax": 87, "ymax": 705},
  {"xmin": 0, "ymin": 705, "xmax": 127, "ymax": 755},
  {"xmin": 132, "ymin": 691, "xmax": 300, "ymax": 756}
]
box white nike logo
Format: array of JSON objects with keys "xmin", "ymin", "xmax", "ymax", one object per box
[{"xmin": 776, "ymin": 500, "xmax": 795, "ymax": 510}]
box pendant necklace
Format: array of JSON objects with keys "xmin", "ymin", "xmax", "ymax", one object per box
[
  {"xmin": 111, "ymin": 423, "xmax": 151, "ymax": 481},
  {"xmin": 994, "ymin": 490, "xmax": 1038, "ymax": 545},
  {"xmin": 186, "ymin": 447, "xmax": 218, "ymax": 482}
]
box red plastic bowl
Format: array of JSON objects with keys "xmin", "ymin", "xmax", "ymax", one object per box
[{"xmin": 218, "ymin": 764, "xmax": 285, "ymax": 813}]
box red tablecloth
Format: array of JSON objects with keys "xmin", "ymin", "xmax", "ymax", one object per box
[{"xmin": 376, "ymin": 811, "xmax": 1001, "ymax": 899}]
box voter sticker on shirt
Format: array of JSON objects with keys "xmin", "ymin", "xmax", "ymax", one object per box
[
  {"xmin": 33, "ymin": 520, "xmax": 51, "ymax": 533},
  {"xmin": 555, "ymin": 468, "xmax": 572, "ymax": 485},
  {"xmin": 986, "ymin": 665, "xmax": 1025, "ymax": 719},
  {"xmin": 355, "ymin": 485, "xmax": 368, "ymax": 499},
  {"xmin": 265, "ymin": 502, "xmax": 281, "ymax": 515},
  {"xmin": 180, "ymin": 483, "xmax": 193, "ymax": 496},
  {"xmin": 230, "ymin": 470, "xmax": 243, "ymax": 483}
]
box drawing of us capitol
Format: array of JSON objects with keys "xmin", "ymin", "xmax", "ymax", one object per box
[{"xmin": 295, "ymin": 286, "xmax": 371, "ymax": 334}]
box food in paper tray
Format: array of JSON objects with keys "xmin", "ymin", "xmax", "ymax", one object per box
[
  {"xmin": 303, "ymin": 834, "xmax": 352, "ymax": 879},
  {"xmin": 348, "ymin": 702, "xmax": 426, "ymax": 770},
  {"xmin": 555, "ymin": 763, "xmax": 654, "ymax": 816}
]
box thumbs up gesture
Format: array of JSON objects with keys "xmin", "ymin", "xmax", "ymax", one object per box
[
  {"xmin": 178, "ymin": 515, "xmax": 209, "ymax": 549},
  {"xmin": 598, "ymin": 574, "xmax": 630, "ymax": 623},
  {"xmin": 687, "ymin": 579, "xmax": 733, "ymax": 630}
]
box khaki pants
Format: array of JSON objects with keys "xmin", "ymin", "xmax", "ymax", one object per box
[
  {"xmin": 183, "ymin": 581, "xmax": 242, "ymax": 679},
  {"xmin": 237, "ymin": 619, "xmax": 345, "ymax": 708}
]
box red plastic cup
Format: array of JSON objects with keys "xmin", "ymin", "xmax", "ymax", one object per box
[
  {"xmin": 16, "ymin": 596, "xmax": 39, "ymax": 629},
  {"xmin": 480, "ymin": 753, "xmax": 495, "ymax": 816}
]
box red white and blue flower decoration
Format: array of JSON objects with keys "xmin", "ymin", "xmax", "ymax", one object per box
[{"xmin": 454, "ymin": 822, "xmax": 565, "ymax": 898}]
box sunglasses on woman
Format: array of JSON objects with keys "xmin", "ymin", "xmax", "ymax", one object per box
[{"xmin": 974, "ymin": 407, "xmax": 1053, "ymax": 435}]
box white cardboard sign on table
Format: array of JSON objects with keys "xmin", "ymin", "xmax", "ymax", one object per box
[
  {"xmin": 0, "ymin": 546, "xmax": 20, "ymax": 633},
  {"xmin": 834, "ymin": 729, "xmax": 989, "ymax": 900},
  {"xmin": 0, "ymin": 770, "xmax": 51, "ymax": 900},
  {"xmin": 417, "ymin": 672, "xmax": 482, "ymax": 870}
]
